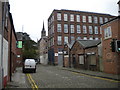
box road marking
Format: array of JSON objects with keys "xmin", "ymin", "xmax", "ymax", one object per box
[
  {"xmin": 72, "ymin": 72, "xmax": 120, "ymax": 83},
  {"xmin": 26, "ymin": 74, "xmax": 35, "ymax": 89},
  {"xmin": 26, "ymin": 74, "xmax": 38, "ymax": 90}
]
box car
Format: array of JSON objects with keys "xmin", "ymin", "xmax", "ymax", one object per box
[{"xmin": 23, "ymin": 59, "xmax": 36, "ymax": 73}]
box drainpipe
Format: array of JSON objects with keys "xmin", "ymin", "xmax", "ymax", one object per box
[
  {"xmin": 83, "ymin": 48, "xmax": 86, "ymax": 70},
  {"xmin": 69, "ymin": 46, "xmax": 71, "ymax": 68},
  {"xmin": 9, "ymin": 15, "xmax": 12, "ymax": 82}
]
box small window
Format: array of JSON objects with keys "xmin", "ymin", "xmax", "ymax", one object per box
[
  {"xmin": 57, "ymin": 36, "xmax": 62, "ymax": 45},
  {"xmin": 83, "ymin": 25, "xmax": 87, "ymax": 34},
  {"xmin": 71, "ymin": 36, "xmax": 75, "ymax": 42},
  {"xmin": 70, "ymin": 14, "xmax": 74, "ymax": 21},
  {"xmin": 104, "ymin": 18, "xmax": 108, "ymax": 23},
  {"xmin": 64, "ymin": 14, "xmax": 68, "ymax": 21},
  {"xmin": 89, "ymin": 36, "xmax": 93, "ymax": 40},
  {"xmin": 99, "ymin": 17, "xmax": 103, "ymax": 24},
  {"xmin": 76, "ymin": 37, "xmax": 81, "ymax": 40},
  {"xmin": 57, "ymin": 24, "xmax": 61, "ymax": 32},
  {"xmin": 104, "ymin": 26, "xmax": 112, "ymax": 39},
  {"xmin": 83, "ymin": 36, "xmax": 87, "ymax": 40},
  {"xmin": 64, "ymin": 36, "xmax": 68, "ymax": 44},
  {"xmin": 95, "ymin": 37, "xmax": 99, "ymax": 40},
  {"xmin": 94, "ymin": 26, "xmax": 99, "ymax": 34},
  {"xmin": 57, "ymin": 13, "xmax": 61, "ymax": 20},
  {"xmin": 64, "ymin": 24, "xmax": 68, "ymax": 33},
  {"xmin": 76, "ymin": 15, "xmax": 80, "ymax": 22},
  {"xmin": 77, "ymin": 25, "xmax": 81, "ymax": 33},
  {"xmin": 89, "ymin": 26, "xmax": 93, "ymax": 34},
  {"xmin": 94, "ymin": 16, "xmax": 98, "ymax": 23},
  {"xmin": 88, "ymin": 16, "xmax": 92, "ymax": 23},
  {"xmin": 70, "ymin": 25, "xmax": 74, "ymax": 33},
  {"xmin": 82, "ymin": 16, "xmax": 86, "ymax": 22}
]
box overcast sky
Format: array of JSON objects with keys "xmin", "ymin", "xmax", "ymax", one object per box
[{"xmin": 9, "ymin": 0, "xmax": 119, "ymax": 42}]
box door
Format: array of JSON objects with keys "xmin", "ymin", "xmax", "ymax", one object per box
[{"xmin": 58, "ymin": 53, "xmax": 63, "ymax": 66}]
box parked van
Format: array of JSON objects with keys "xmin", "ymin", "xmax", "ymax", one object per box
[{"xmin": 23, "ymin": 59, "xmax": 36, "ymax": 73}]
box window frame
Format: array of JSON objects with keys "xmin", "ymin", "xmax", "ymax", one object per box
[
  {"xmin": 64, "ymin": 24, "xmax": 68, "ymax": 33},
  {"xmin": 76, "ymin": 15, "xmax": 80, "ymax": 22},
  {"xmin": 57, "ymin": 13, "xmax": 61, "ymax": 21},
  {"xmin": 70, "ymin": 14, "xmax": 74, "ymax": 22},
  {"xmin": 64, "ymin": 13, "xmax": 68, "ymax": 21},
  {"xmin": 82, "ymin": 16, "xmax": 86, "ymax": 22},
  {"xmin": 57, "ymin": 36, "xmax": 62, "ymax": 45},
  {"xmin": 57, "ymin": 24, "xmax": 61, "ymax": 32},
  {"xmin": 77, "ymin": 25, "xmax": 81, "ymax": 33},
  {"xmin": 70, "ymin": 25, "xmax": 74, "ymax": 33},
  {"xmin": 83, "ymin": 25, "xmax": 87, "ymax": 34}
]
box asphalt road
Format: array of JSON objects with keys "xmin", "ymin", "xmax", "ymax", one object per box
[{"xmin": 28, "ymin": 64, "xmax": 119, "ymax": 88}]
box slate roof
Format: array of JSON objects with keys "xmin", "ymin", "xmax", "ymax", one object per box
[
  {"xmin": 64, "ymin": 41, "xmax": 75, "ymax": 49},
  {"xmin": 64, "ymin": 40, "xmax": 101, "ymax": 50},
  {"xmin": 77, "ymin": 40, "xmax": 101, "ymax": 48}
]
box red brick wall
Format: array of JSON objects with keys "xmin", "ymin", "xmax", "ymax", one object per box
[
  {"xmin": 16, "ymin": 43, "xmax": 23, "ymax": 67},
  {"xmin": 101, "ymin": 17, "xmax": 120, "ymax": 74},
  {"xmin": 85, "ymin": 47, "xmax": 99, "ymax": 71},
  {"xmin": 70, "ymin": 41, "xmax": 99, "ymax": 70},
  {"xmin": 8, "ymin": 13, "xmax": 17, "ymax": 81}
]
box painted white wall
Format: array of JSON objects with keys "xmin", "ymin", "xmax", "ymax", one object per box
[
  {"xmin": 40, "ymin": 54, "xmax": 48, "ymax": 65},
  {"xmin": 3, "ymin": 38, "xmax": 8, "ymax": 77}
]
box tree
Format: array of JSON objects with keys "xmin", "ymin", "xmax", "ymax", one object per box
[{"xmin": 22, "ymin": 40, "xmax": 38, "ymax": 61}]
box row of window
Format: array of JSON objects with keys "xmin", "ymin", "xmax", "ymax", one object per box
[
  {"xmin": 48, "ymin": 36, "xmax": 99, "ymax": 47},
  {"xmin": 57, "ymin": 36, "xmax": 99, "ymax": 45},
  {"xmin": 57, "ymin": 24, "xmax": 99, "ymax": 34},
  {"xmin": 57, "ymin": 13, "xmax": 110, "ymax": 24}
]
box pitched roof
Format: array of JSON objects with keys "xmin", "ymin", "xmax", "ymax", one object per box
[
  {"xmin": 101, "ymin": 16, "xmax": 120, "ymax": 26},
  {"xmin": 77, "ymin": 40, "xmax": 101, "ymax": 48},
  {"xmin": 64, "ymin": 41, "xmax": 75, "ymax": 49}
]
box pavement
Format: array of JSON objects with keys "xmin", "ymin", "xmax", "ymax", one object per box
[
  {"xmin": 5, "ymin": 67, "xmax": 30, "ymax": 89},
  {"xmin": 58, "ymin": 66, "xmax": 120, "ymax": 81},
  {"xmin": 5, "ymin": 65, "xmax": 120, "ymax": 89}
]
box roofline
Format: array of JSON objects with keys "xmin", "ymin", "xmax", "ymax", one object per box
[
  {"xmin": 71, "ymin": 40, "xmax": 101, "ymax": 49},
  {"xmin": 9, "ymin": 12, "xmax": 17, "ymax": 40},
  {"xmin": 48, "ymin": 9, "xmax": 116, "ymax": 20},
  {"xmin": 101, "ymin": 16, "xmax": 120, "ymax": 26},
  {"xmin": 84, "ymin": 42, "xmax": 101, "ymax": 49},
  {"xmin": 52, "ymin": 9, "xmax": 115, "ymax": 16}
]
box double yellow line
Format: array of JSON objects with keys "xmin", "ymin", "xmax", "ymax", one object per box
[{"xmin": 26, "ymin": 74, "xmax": 38, "ymax": 90}]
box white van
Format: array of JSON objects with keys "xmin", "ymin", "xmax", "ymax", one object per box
[{"xmin": 23, "ymin": 59, "xmax": 36, "ymax": 73}]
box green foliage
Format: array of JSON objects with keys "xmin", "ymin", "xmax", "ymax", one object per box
[{"xmin": 22, "ymin": 40, "xmax": 38, "ymax": 60}]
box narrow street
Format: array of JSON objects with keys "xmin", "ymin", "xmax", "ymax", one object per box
[{"xmin": 27, "ymin": 64, "xmax": 119, "ymax": 88}]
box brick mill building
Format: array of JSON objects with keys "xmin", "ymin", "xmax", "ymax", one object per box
[{"xmin": 48, "ymin": 9, "xmax": 115, "ymax": 66}]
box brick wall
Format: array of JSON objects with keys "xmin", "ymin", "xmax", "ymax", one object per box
[{"xmin": 101, "ymin": 17, "xmax": 120, "ymax": 74}]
